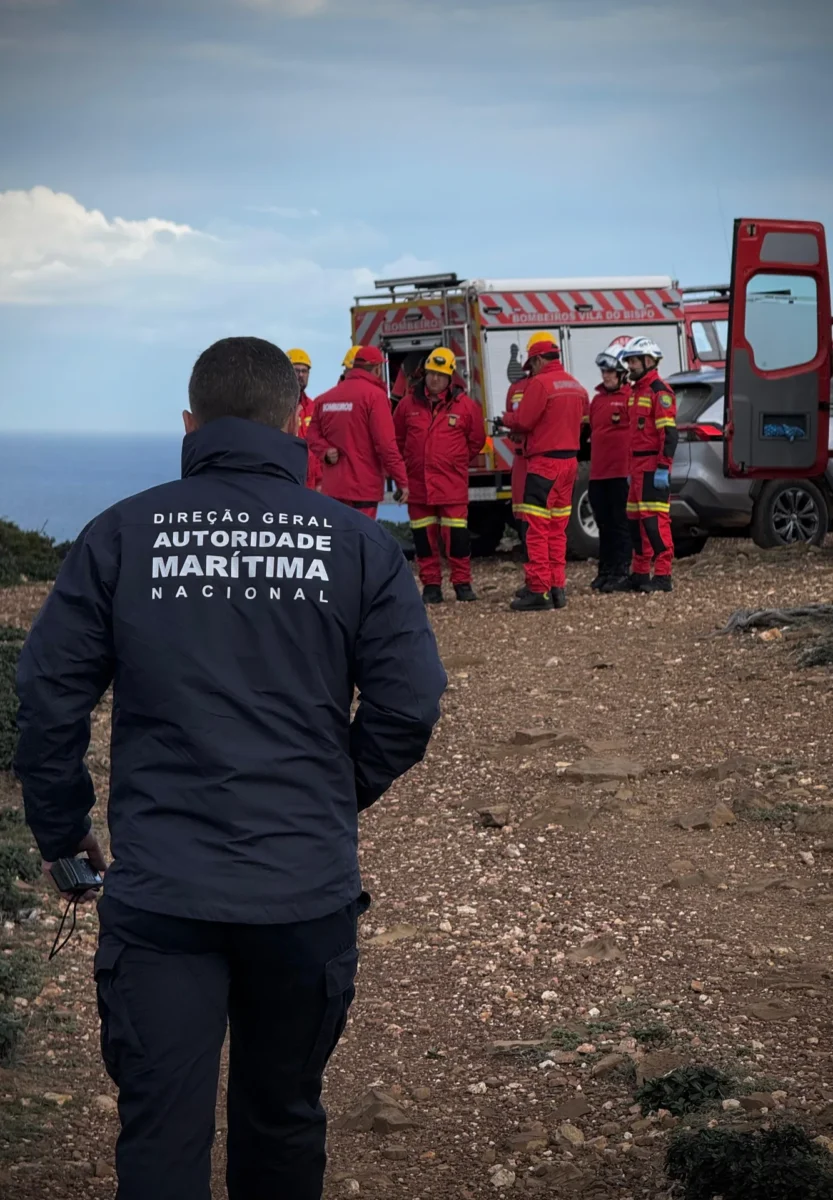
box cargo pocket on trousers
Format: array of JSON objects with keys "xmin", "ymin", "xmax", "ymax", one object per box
[
  {"xmin": 94, "ymin": 940, "xmax": 142, "ymax": 1084},
  {"xmin": 303, "ymin": 945, "xmax": 359, "ymax": 1078}
]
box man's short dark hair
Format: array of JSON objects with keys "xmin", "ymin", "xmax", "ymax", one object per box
[{"xmin": 188, "ymin": 337, "xmax": 300, "ymax": 429}]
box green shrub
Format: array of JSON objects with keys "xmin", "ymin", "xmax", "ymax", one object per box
[
  {"xmin": 0, "ymin": 630, "xmax": 25, "ymax": 773},
  {"xmin": 667, "ymin": 1124, "xmax": 833, "ymax": 1200},
  {"xmin": 0, "ymin": 520, "xmax": 66, "ymax": 588},
  {"xmin": 637, "ymin": 1065, "xmax": 734, "ymax": 1116},
  {"xmin": 0, "ymin": 1011, "xmax": 24, "ymax": 1064}
]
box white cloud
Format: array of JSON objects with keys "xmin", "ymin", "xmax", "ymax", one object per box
[
  {"xmin": 0, "ymin": 187, "xmax": 197, "ymax": 302},
  {"xmin": 0, "ymin": 187, "xmax": 425, "ymax": 340}
]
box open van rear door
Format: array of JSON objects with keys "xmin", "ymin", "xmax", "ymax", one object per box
[{"xmin": 724, "ymin": 219, "xmax": 830, "ymax": 478}]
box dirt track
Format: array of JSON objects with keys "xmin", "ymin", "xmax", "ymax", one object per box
[{"xmin": 2, "ymin": 541, "xmax": 833, "ymax": 1199}]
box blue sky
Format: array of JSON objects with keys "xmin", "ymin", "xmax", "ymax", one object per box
[{"xmin": 1, "ymin": 0, "xmax": 831, "ymax": 433}]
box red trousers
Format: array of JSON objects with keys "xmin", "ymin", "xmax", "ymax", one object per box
[
  {"xmin": 627, "ymin": 458, "xmax": 673, "ymax": 577},
  {"xmin": 409, "ymin": 503, "xmax": 471, "ymax": 586},
  {"xmin": 518, "ymin": 456, "xmax": 577, "ymax": 594}
]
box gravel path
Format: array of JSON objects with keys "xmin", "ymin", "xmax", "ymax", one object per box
[{"xmin": 2, "ymin": 540, "xmax": 833, "ymax": 1199}]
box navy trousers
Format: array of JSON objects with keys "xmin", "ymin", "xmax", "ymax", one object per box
[{"xmin": 95, "ymin": 894, "xmax": 364, "ymax": 1200}]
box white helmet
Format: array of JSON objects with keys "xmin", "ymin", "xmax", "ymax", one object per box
[
  {"xmin": 595, "ymin": 342, "xmax": 629, "ymax": 373},
  {"xmin": 620, "ymin": 336, "xmax": 663, "ymax": 362}
]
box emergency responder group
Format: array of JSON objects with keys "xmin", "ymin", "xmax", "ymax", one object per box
[{"xmin": 286, "ymin": 329, "xmax": 678, "ymax": 609}]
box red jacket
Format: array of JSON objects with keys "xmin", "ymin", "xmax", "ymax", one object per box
[
  {"xmin": 504, "ymin": 376, "xmax": 529, "ymax": 456},
  {"xmin": 298, "ymin": 391, "xmax": 322, "ymax": 489},
  {"xmin": 628, "ymin": 368, "xmax": 678, "ymax": 468},
  {"xmin": 503, "ymin": 361, "xmax": 588, "ymax": 459},
  {"xmin": 589, "ymin": 382, "xmax": 632, "ymax": 480},
  {"xmin": 393, "ymin": 383, "xmax": 485, "ymax": 505},
  {"xmin": 308, "ymin": 368, "xmax": 408, "ymax": 503}
]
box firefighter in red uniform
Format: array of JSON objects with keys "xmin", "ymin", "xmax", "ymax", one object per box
[
  {"xmin": 502, "ymin": 331, "xmax": 556, "ymax": 555},
  {"xmin": 287, "ymin": 348, "xmax": 322, "ymax": 490},
  {"xmin": 308, "ymin": 345, "xmax": 408, "ymax": 519},
  {"xmin": 621, "ymin": 336, "xmax": 678, "ymax": 592},
  {"xmin": 502, "ymin": 336, "xmax": 589, "ymax": 611},
  {"xmin": 587, "ymin": 344, "xmax": 632, "ymax": 592},
  {"xmin": 394, "ymin": 348, "xmax": 485, "ymax": 604}
]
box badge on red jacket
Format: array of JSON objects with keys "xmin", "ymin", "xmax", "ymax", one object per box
[{"xmin": 448, "ymin": 414, "xmax": 458, "ymax": 426}]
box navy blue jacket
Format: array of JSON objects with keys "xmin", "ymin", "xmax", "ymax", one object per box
[{"xmin": 15, "ymin": 418, "xmax": 446, "ymax": 923}]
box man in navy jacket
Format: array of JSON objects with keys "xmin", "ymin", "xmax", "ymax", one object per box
[{"xmin": 15, "ymin": 336, "xmax": 446, "ymax": 1200}]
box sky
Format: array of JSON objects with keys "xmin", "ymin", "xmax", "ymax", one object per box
[{"xmin": 0, "ymin": 0, "xmax": 831, "ymax": 433}]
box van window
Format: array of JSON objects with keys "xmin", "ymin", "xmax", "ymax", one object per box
[
  {"xmin": 675, "ymin": 383, "xmax": 717, "ymax": 424},
  {"xmin": 745, "ymin": 274, "xmax": 818, "ymax": 371}
]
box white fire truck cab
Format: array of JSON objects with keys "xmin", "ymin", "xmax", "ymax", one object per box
[{"xmin": 352, "ymin": 272, "xmax": 687, "ymax": 556}]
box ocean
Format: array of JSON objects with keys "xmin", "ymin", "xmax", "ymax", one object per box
[{"xmin": 0, "ymin": 433, "xmax": 405, "ymax": 543}]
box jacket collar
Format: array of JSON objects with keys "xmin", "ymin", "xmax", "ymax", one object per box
[
  {"xmin": 345, "ymin": 367, "xmax": 387, "ymax": 392},
  {"xmin": 181, "ymin": 417, "xmax": 308, "ymax": 484}
]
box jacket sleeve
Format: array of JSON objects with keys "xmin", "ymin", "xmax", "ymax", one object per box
[
  {"xmin": 368, "ymin": 393, "xmax": 409, "ymax": 492},
  {"xmin": 502, "ymin": 377, "xmax": 546, "ymax": 434},
  {"xmin": 15, "ymin": 517, "xmax": 118, "ymax": 862},
  {"xmin": 350, "ymin": 536, "xmax": 447, "ymax": 811},
  {"xmin": 392, "ymin": 394, "xmax": 409, "ymax": 457},
  {"xmin": 654, "ymin": 387, "xmax": 678, "ymax": 468},
  {"xmin": 465, "ymin": 398, "xmax": 487, "ymax": 460},
  {"xmin": 306, "ymin": 396, "xmax": 330, "ymax": 460}
]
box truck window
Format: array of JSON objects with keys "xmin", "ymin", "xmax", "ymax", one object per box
[
  {"xmin": 744, "ymin": 274, "xmax": 818, "ymax": 371},
  {"xmin": 691, "ymin": 319, "xmax": 727, "ymax": 362}
]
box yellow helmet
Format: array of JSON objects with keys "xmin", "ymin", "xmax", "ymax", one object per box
[
  {"xmin": 525, "ymin": 331, "xmax": 558, "ymax": 354},
  {"xmin": 287, "ymin": 348, "xmax": 312, "ymax": 368},
  {"xmin": 424, "ymin": 346, "xmax": 456, "ymax": 377},
  {"xmin": 342, "ymin": 345, "xmax": 361, "ymax": 369}
]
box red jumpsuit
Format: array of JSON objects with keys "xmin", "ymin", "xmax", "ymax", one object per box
[
  {"xmin": 298, "ymin": 391, "xmax": 322, "ymax": 490},
  {"xmin": 307, "ymin": 368, "xmax": 408, "ymax": 519},
  {"xmin": 503, "ymin": 361, "xmax": 588, "ymax": 594},
  {"xmin": 504, "ymin": 376, "xmax": 530, "ymax": 547},
  {"xmin": 627, "ymin": 369, "xmax": 678, "ymax": 578},
  {"xmin": 394, "ymin": 383, "xmax": 485, "ymax": 586}
]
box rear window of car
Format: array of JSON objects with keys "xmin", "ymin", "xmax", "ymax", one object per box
[{"xmin": 674, "ymin": 383, "xmax": 718, "ymax": 423}]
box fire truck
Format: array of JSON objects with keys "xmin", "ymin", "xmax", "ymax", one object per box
[
  {"xmin": 352, "ymin": 273, "xmax": 688, "ymax": 556},
  {"xmin": 681, "ymin": 284, "xmax": 729, "ymax": 370}
]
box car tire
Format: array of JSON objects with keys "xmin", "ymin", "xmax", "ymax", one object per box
[
  {"xmin": 566, "ymin": 462, "xmax": 599, "ymax": 560},
  {"xmin": 672, "ymin": 533, "xmax": 709, "ymax": 559},
  {"xmin": 750, "ymin": 479, "xmax": 828, "ymax": 549}
]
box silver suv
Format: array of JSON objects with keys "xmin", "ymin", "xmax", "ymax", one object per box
[{"xmin": 669, "ymin": 368, "xmax": 833, "ymax": 554}]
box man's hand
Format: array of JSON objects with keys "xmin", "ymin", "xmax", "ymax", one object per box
[
  {"xmin": 43, "ymin": 830, "xmax": 107, "ymax": 902},
  {"xmin": 491, "ymin": 416, "xmax": 508, "ymax": 437},
  {"xmin": 653, "ymin": 467, "xmax": 670, "ymax": 490},
  {"xmin": 324, "ymin": 448, "xmax": 339, "ymax": 465},
  {"xmin": 397, "ymin": 487, "xmax": 409, "ymax": 505}
]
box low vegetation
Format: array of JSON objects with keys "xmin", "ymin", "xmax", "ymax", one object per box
[
  {"xmin": 666, "ymin": 1124, "xmax": 833, "ymax": 1200},
  {"xmin": 0, "ymin": 519, "xmax": 70, "ymax": 589}
]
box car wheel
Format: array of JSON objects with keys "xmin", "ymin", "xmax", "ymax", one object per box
[
  {"xmin": 566, "ymin": 463, "xmax": 599, "ymax": 560},
  {"xmin": 750, "ymin": 479, "xmax": 828, "ymax": 549},
  {"xmin": 672, "ymin": 534, "xmax": 709, "ymax": 559}
]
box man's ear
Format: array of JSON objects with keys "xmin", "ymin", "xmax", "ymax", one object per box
[
  {"xmin": 183, "ymin": 410, "xmax": 199, "ymax": 434},
  {"xmin": 282, "ymin": 407, "xmax": 299, "ymax": 436}
]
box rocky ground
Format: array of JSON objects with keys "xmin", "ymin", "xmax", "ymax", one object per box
[{"xmin": 2, "ymin": 540, "xmax": 833, "ymax": 1198}]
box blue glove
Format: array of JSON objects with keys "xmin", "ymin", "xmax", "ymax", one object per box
[{"xmin": 653, "ymin": 467, "xmax": 670, "ymax": 490}]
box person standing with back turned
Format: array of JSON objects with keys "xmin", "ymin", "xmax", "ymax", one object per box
[
  {"xmin": 501, "ymin": 335, "xmax": 589, "ymax": 611},
  {"xmin": 14, "ymin": 337, "xmax": 447, "ymax": 1200},
  {"xmin": 308, "ymin": 344, "xmax": 409, "ymax": 519}
]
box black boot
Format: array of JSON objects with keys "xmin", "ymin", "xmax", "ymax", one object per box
[
  {"xmin": 515, "ymin": 583, "xmax": 531, "ymax": 599},
  {"xmin": 651, "ymin": 575, "xmax": 673, "ymax": 593},
  {"xmin": 630, "ymin": 573, "xmax": 653, "ymax": 593},
  {"xmin": 510, "ymin": 590, "xmax": 553, "ymax": 612},
  {"xmin": 600, "ymin": 574, "xmax": 630, "ymax": 593},
  {"xmin": 551, "ymin": 587, "xmax": 567, "ymax": 609},
  {"xmin": 590, "ymin": 572, "xmax": 608, "ymax": 591},
  {"xmin": 454, "ymin": 583, "xmax": 477, "ymax": 602},
  {"xmin": 422, "ymin": 584, "xmax": 443, "ymax": 605}
]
